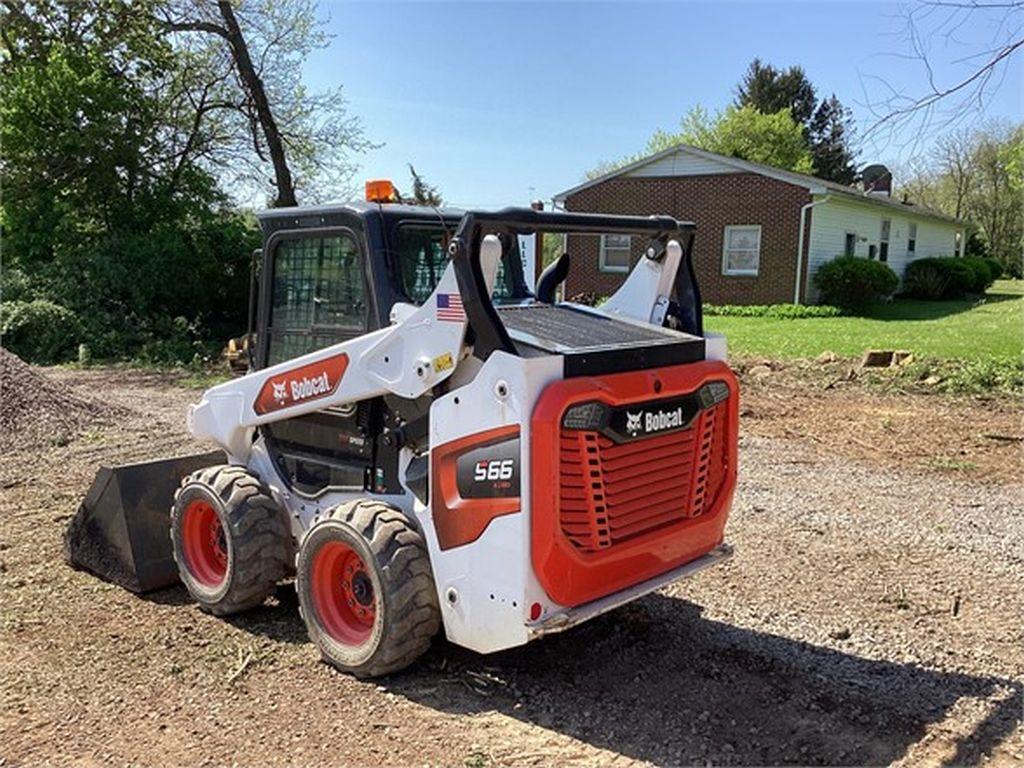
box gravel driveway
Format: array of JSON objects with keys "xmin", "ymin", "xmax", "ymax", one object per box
[{"xmin": 1, "ymin": 366, "xmax": 1020, "ymax": 766}]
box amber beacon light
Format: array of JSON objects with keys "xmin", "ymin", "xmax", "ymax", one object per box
[{"xmin": 365, "ymin": 179, "xmax": 397, "ymax": 203}]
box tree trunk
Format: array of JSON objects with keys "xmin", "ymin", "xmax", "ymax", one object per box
[{"xmin": 217, "ymin": 0, "xmax": 296, "ymax": 207}]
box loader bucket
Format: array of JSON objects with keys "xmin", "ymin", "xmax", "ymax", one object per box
[{"xmin": 64, "ymin": 450, "xmax": 224, "ymax": 593}]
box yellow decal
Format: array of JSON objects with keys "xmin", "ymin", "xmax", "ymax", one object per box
[{"xmin": 432, "ymin": 352, "xmax": 454, "ymax": 373}]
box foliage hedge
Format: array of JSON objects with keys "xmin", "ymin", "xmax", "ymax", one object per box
[
  {"xmin": 813, "ymin": 256, "xmax": 898, "ymax": 310},
  {"xmin": 903, "ymin": 257, "xmax": 997, "ymax": 300},
  {"xmin": 0, "ymin": 299, "xmax": 81, "ymax": 363},
  {"xmin": 2, "ymin": 42, "xmax": 258, "ymax": 365},
  {"xmin": 703, "ymin": 303, "xmax": 844, "ymax": 319},
  {"xmin": 983, "ymin": 258, "xmax": 1004, "ymax": 281}
]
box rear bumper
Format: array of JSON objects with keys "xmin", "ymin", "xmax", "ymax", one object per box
[{"xmin": 527, "ymin": 543, "xmax": 733, "ymax": 637}]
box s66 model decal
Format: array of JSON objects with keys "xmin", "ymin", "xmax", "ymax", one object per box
[
  {"xmin": 456, "ymin": 437, "xmax": 521, "ymax": 499},
  {"xmin": 432, "ymin": 425, "xmax": 521, "ymax": 550},
  {"xmin": 253, "ymin": 353, "xmax": 349, "ymax": 415},
  {"xmin": 475, "ymin": 459, "xmax": 514, "ymax": 482}
]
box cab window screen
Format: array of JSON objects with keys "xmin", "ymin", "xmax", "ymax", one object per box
[
  {"xmin": 267, "ymin": 234, "xmax": 366, "ymax": 365},
  {"xmin": 396, "ymin": 225, "xmax": 515, "ymax": 304}
]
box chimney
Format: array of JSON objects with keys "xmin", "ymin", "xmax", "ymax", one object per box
[{"xmin": 861, "ymin": 164, "xmax": 892, "ymax": 198}]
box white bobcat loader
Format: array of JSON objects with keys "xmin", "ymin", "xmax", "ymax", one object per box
[{"xmin": 67, "ymin": 187, "xmax": 738, "ymax": 677}]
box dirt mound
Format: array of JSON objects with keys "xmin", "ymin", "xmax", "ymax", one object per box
[{"xmin": 0, "ymin": 347, "xmax": 123, "ymax": 450}]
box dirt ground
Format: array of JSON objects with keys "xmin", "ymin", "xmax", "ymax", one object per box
[{"xmin": 1, "ymin": 364, "xmax": 1021, "ymax": 767}]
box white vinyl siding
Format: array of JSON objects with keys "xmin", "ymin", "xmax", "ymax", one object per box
[
  {"xmin": 625, "ymin": 151, "xmax": 741, "ymax": 178},
  {"xmin": 599, "ymin": 234, "xmax": 631, "ymax": 273},
  {"xmin": 722, "ymin": 225, "xmax": 762, "ymax": 276},
  {"xmin": 806, "ymin": 196, "xmax": 964, "ymax": 299}
]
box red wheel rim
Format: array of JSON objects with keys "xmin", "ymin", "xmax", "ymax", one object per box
[
  {"xmin": 181, "ymin": 499, "xmax": 228, "ymax": 587},
  {"xmin": 310, "ymin": 539, "xmax": 376, "ymax": 646}
]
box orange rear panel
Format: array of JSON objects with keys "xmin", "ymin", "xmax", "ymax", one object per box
[{"xmin": 531, "ymin": 361, "xmax": 738, "ymax": 607}]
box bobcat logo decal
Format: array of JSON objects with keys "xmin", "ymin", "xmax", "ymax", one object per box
[
  {"xmin": 253, "ymin": 353, "xmax": 350, "ymax": 415},
  {"xmin": 626, "ymin": 411, "xmax": 643, "ymax": 436}
]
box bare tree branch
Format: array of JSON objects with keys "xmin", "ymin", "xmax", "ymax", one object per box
[{"xmin": 863, "ymin": 0, "xmax": 1022, "ymax": 148}]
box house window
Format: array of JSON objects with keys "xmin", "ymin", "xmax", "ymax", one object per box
[
  {"xmin": 879, "ymin": 219, "xmax": 891, "ymax": 262},
  {"xmin": 954, "ymin": 231, "xmax": 962, "ymax": 257},
  {"xmin": 722, "ymin": 225, "xmax": 761, "ymax": 276},
  {"xmin": 599, "ymin": 234, "xmax": 631, "ymax": 273},
  {"xmin": 908, "ymin": 222, "xmax": 917, "ymax": 254},
  {"xmin": 844, "ymin": 232, "xmax": 857, "ymax": 257}
]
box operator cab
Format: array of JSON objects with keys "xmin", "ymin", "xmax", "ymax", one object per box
[{"xmin": 251, "ymin": 193, "xmax": 533, "ymax": 499}]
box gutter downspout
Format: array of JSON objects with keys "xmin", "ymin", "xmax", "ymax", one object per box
[{"xmin": 795, "ymin": 195, "xmax": 829, "ymax": 305}]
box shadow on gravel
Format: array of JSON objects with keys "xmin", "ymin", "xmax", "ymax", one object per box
[
  {"xmin": 156, "ymin": 582, "xmax": 1020, "ymax": 765},
  {"xmin": 136, "ymin": 584, "xmax": 194, "ymax": 607},
  {"xmin": 218, "ymin": 585, "xmax": 309, "ymax": 645},
  {"xmin": 139, "ymin": 583, "xmax": 309, "ymax": 644},
  {"xmin": 373, "ymin": 594, "xmax": 1021, "ymax": 767}
]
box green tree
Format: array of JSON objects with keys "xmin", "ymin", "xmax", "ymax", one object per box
[
  {"xmin": 969, "ymin": 124, "xmax": 1023, "ymax": 271},
  {"xmin": 0, "ymin": 1, "xmax": 255, "ymax": 361},
  {"xmin": 157, "ymin": 0, "xmax": 371, "ymax": 206},
  {"xmin": 898, "ymin": 122, "xmax": 1023, "ymax": 275},
  {"xmin": 405, "ymin": 164, "xmax": 443, "ymax": 206},
  {"xmin": 665, "ymin": 105, "xmax": 815, "ymax": 174},
  {"xmin": 735, "ymin": 60, "xmax": 858, "ymax": 183},
  {"xmin": 735, "ymin": 58, "xmax": 817, "ymax": 126},
  {"xmin": 808, "ymin": 95, "xmax": 858, "ymax": 185},
  {"xmin": 589, "ymin": 104, "xmax": 814, "ymax": 179}
]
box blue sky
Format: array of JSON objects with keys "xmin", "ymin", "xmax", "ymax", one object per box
[{"xmin": 305, "ymin": 1, "xmax": 1021, "ymax": 207}]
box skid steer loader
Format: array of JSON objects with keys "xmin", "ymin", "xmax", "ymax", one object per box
[{"xmin": 66, "ymin": 181, "xmax": 738, "ymax": 677}]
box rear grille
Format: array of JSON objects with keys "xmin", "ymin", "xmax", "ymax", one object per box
[{"xmin": 558, "ymin": 401, "xmax": 728, "ymax": 553}]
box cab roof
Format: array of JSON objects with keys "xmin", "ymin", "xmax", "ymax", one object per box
[{"xmin": 255, "ymin": 201, "xmax": 466, "ymax": 223}]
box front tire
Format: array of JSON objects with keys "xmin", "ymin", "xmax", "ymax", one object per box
[
  {"xmin": 170, "ymin": 465, "xmax": 291, "ymax": 615},
  {"xmin": 296, "ymin": 499, "xmax": 440, "ymax": 678}
]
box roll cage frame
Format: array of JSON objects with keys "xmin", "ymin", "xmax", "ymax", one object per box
[{"xmin": 448, "ymin": 208, "xmax": 701, "ymax": 361}]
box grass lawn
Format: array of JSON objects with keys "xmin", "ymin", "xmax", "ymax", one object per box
[{"xmin": 706, "ymin": 280, "xmax": 1023, "ymax": 361}]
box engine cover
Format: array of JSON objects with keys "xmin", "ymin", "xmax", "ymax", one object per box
[{"xmin": 530, "ymin": 360, "xmax": 738, "ymax": 607}]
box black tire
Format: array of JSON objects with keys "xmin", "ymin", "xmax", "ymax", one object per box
[
  {"xmin": 296, "ymin": 499, "xmax": 440, "ymax": 678},
  {"xmin": 170, "ymin": 464, "xmax": 292, "ymax": 616}
]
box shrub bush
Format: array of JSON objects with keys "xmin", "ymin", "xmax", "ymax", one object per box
[
  {"xmin": 964, "ymin": 232, "xmax": 989, "ymax": 259},
  {"xmin": 938, "ymin": 258, "xmax": 976, "ymax": 297},
  {"xmin": 902, "ymin": 260, "xmax": 948, "ymax": 300},
  {"xmin": 813, "ymin": 256, "xmax": 898, "ymax": 310},
  {"xmin": 904, "ymin": 257, "xmax": 986, "ymax": 299},
  {"xmin": 0, "ymin": 299, "xmax": 81, "ymax": 363},
  {"xmin": 961, "ymin": 257, "xmax": 996, "ymax": 292},
  {"xmin": 703, "ymin": 303, "xmax": 844, "ymax": 319},
  {"xmin": 983, "ymin": 258, "xmax": 1004, "ymax": 281}
]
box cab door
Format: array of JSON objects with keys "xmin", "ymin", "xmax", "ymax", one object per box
[{"xmin": 258, "ymin": 227, "xmax": 379, "ymax": 494}]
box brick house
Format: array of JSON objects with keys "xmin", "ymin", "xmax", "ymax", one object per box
[{"xmin": 553, "ymin": 145, "xmax": 966, "ymax": 304}]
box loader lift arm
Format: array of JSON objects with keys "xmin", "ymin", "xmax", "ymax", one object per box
[{"xmin": 188, "ymin": 234, "xmax": 506, "ymax": 462}]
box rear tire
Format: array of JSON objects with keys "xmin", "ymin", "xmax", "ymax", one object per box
[
  {"xmin": 170, "ymin": 465, "xmax": 291, "ymax": 615},
  {"xmin": 296, "ymin": 499, "xmax": 440, "ymax": 678}
]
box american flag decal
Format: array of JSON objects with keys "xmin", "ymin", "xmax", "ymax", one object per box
[{"xmin": 436, "ymin": 292, "xmax": 465, "ymax": 322}]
